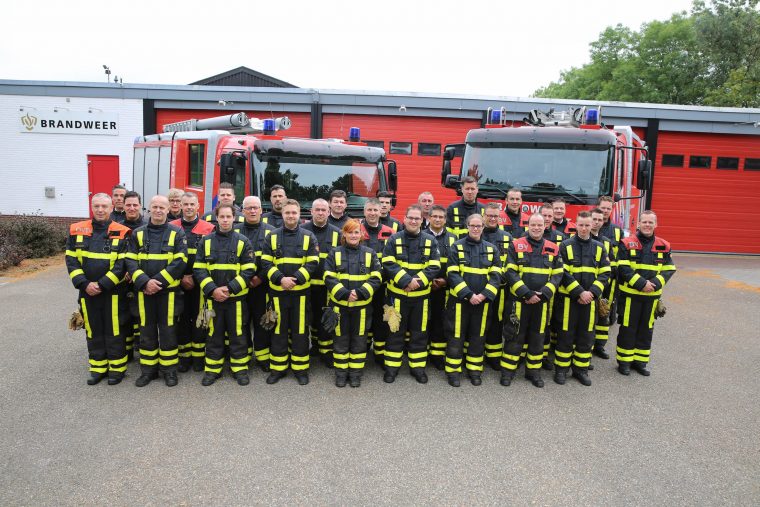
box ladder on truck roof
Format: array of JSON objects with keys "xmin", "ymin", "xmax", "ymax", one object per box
[{"xmin": 162, "ymin": 112, "xmax": 292, "ymax": 134}]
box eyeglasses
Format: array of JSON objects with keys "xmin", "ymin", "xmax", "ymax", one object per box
[
  {"xmin": 468, "ymin": 224, "xmax": 484, "ymax": 229},
  {"xmin": 243, "ymin": 206, "xmax": 260, "ymax": 211}
]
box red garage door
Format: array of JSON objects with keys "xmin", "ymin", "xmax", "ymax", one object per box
[
  {"xmin": 322, "ymin": 114, "xmax": 480, "ymax": 217},
  {"xmin": 651, "ymin": 131, "xmax": 760, "ymax": 253},
  {"xmin": 156, "ymin": 110, "xmax": 312, "ymax": 138}
]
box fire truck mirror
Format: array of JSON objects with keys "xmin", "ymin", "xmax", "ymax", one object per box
[
  {"xmin": 444, "ymin": 173, "xmax": 460, "ymax": 189},
  {"xmin": 636, "ymin": 160, "xmax": 652, "ymax": 191},
  {"xmin": 613, "ymin": 192, "xmax": 622, "ymax": 203},
  {"xmin": 443, "ymin": 146, "xmax": 457, "ymax": 161},
  {"xmin": 441, "ymin": 160, "xmax": 452, "ymax": 184},
  {"xmin": 387, "ymin": 160, "xmax": 398, "ymax": 191}
]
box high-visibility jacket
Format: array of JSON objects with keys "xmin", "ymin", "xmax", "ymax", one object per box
[
  {"xmin": 446, "ymin": 199, "xmax": 485, "ymax": 239},
  {"xmin": 424, "ymin": 227, "xmax": 456, "ymax": 279},
  {"xmin": 261, "ymin": 211, "xmax": 283, "ymax": 229},
  {"xmin": 553, "ymin": 218, "xmax": 577, "ymax": 236},
  {"xmin": 170, "ymin": 217, "xmax": 215, "ymax": 275},
  {"xmin": 193, "ymin": 230, "xmax": 256, "ymax": 299},
  {"xmin": 617, "ymin": 232, "xmax": 676, "ymax": 298},
  {"xmin": 503, "ymin": 210, "xmax": 529, "ymax": 238},
  {"xmin": 234, "ymin": 220, "xmax": 275, "ymax": 279},
  {"xmin": 203, "ymin": 207, "xmax": 244, "ymax": 225},
  {"xmin": 260, "ymin": 225, "xmax": 319, "ymax": 295},
  {"xmin": 446, "ymin": 236, "xmax": 502, "ymax": 301},
  {"xmin": 382, "ymin": 230, "xmax": 441, "ymax": 298},
  {"xmin": 66, "ymin": 219, "xmax": 131, "ymax": 292},
  {"xmin": 506, "ymin": 236, "xmax": 563, "ymax": 302},
  {"xmin": 302, "ymin": 221, "xmax": 341, "ymax": 287},
  {"xmin": 323, "ymin": 245, "xmax": 383, "ymax": 308},
  {"xmin": 558, "ymin": 235, "xmax": 611, "ymax": 299},
  {"xmin": 483, "ymin": 226, "xmax": 513, "ymax": 281},
  {"xmin": 125, "ymin": 222, "xmax": 188, "ymax": 292},
  {"xmin": 380, "ymin": 215, "xmax": 401, "ymax": 233}
]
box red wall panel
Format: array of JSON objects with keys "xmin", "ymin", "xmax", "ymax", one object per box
[
  {"xmin": 322, "ymin": 114, "xmax": 480, "ymax": 218},
  {"xmin": 651, "ymin": 131, "xmax": 760, "ymax": 253},
  {"xmin": 155, "ymin": 110, "xmax": 312, "ymax": 138}
]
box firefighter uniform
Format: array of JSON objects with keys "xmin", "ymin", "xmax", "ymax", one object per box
[
  {"xmin": 302, "ymin": 220, "xmax": 341, "ymax": 364},
  {"xmin": 66, "ymin": 219, "xmax": 131, "ymax": 384},
  {"xmin": 170, "ymin": 217, "xmax": 215, "ymax": 371},
  {"xmin": 235, "ymin": 220, "xmax": 275, "ymax": 369},
  {"xmin": 360, "ymin": 220, "xmax": 395, "ymax": 362},
  {"xmin": 121, "ymin": 215, "xmax": 147, "ymax": 359},
  {"xmin": 424, "ymin": 226, "xmax": 456, "ymax": 369},
  {"xmin": 323, "ymin": 244, "xmax": 383, "ymax": 386},
  {"xmin": 554, "ymin": 235, "xmax": 611, "ymax": 385},
  {"xmin": 553, "ymin": 218, "xmax": 577, "ymax": 237},
  {"xmin": 444, "ymin": 236, "xmax": 502, "ymax": 385},
  {"xmin": 203, "ymin": 207, "xmax": 244, "ymax": 224},
  {"xmin": 381, "ymin": 230, "xmax": 441, "ymax": 382},
  {"xmin": 110, "ymin": 209, "xmax": 126, "ymax": 224},
  {"xmin": 193, "ymin": 229, "xmax": 256, "ymax": 385},
  {"xmin": 502, "ymin": 210, "xmax": 529, "ymax": 238},
  {"xmin": 595, "ymin": 221, "xmax": 623, "ymax": 356},
  {"xmin": 615, "ymin": 232, "xmax": 676, "ymax": 375},
  {"xmin": 261, "ymin": 211, "xmax": 283, "ymax": 229},
  {"xmin": 328, "ymin": 214, "xmax": 350, "ymax": 230},
  {"xmin": 544, "ymin": 228, "xmax": 568, "ymax": 366},
  {"xmin": 481, "ymin": 225, "xmax": 513, "ymax": 369},
  {"xmin": 125, "ymin": 222, "xmax": 188, "ymax": 386},
  {"xmin": 260, "ymin": 225, "xmax": 319, "ymax": 383},
  {"xmin": 446, "ymin": 199, "xmax": 485, "ymax": 239},
  {"xmin": 380, "ymin": 214, "xmax": 401, "ymax": 233},
  {"xmin": 503, "ymin": 236, "xmax": 563, "ymax": 387}
]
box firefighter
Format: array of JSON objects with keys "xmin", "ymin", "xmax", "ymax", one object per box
[
  {"xmin": 194, "ymin": 204, "xmax": 256, "ymax": 386},
  {"xmin": 123, "ymin": 191, "xmax": 147, "ymax": 229},
  {"xmin": 502, "ymin": 188, "xmax": 529, "ymax": 238},
  {"xmin": 302, "ymin": 198, "xmax": 342, "ymax": 366},
  {"xmin": 125, "ymin": 195, "xmax": 188, "ymax": 387},
  {"xmin": 552, "ymin": 198, "xmax": 577, "ymax": 236},
  {"xmin": 360, "ymin": 198, "xmax": 395, "ymax": 364},
  {"xmin": 260, "ymin": 199, "xmax": 319, "ymax": 385},
  {"xmin": 615, "ymin": 210, "xmax": 676, "ymax": 376},
  {"xmin": 596, "ymin": 196, "xmax": 623, "ymax": 358},
  {"xmin": 381, "ymin": 204, "xmax": 441, "ymax": 384},
  {"xmin": 323, "ymin": 219, "xmax": 383, "ymax": 388},
  {"xmin": 554, "ymin": 211, "xmax": 611, "ymax": 386},
  {"xmin": 444, "ymin": 213, "xmax": 502, "ymax": 387},
  {"xmin": 481, "ymin": 203, "xmax": 513, "ymax": 370},
  {"xmin": 202, "ymin": 182, "xmax": 244, "ymax": 224},
  {"xmin": 424, "ymin": 204, "xmax": 456, "ymax": 370},
  {"xmin": 378, "ymin": 191, "xmax": 401, "ymax": 232},
  {"xmin": 167, "ymin": 188, "xmax": 183, "ymax": 221},
  {"xmin": 110, "ymin": 184, "xmax": 127, "ymax": 223},
  {"xmin": 121, "ymin": 190, "xmax": 147, "ymax": 360},
  {"xmin": 542, "ymin": 202, "xmax": 568, "ymax": 369},
  {"xmin": 502, "ymin": 213, "xmax": 563, "ymax": 388},
  {"xmin": 66, "ymin": 193, "xmax": 131, "ymax": 385},
  {"xmin": 235, "ymin": 196, "xmax": 275, "ymax": 371},
  {"xmin": 418, "ymin": 191, "xmax": 435, "ymax": 230},
  {"xmin": 590, "ymin": 207, "xmax": 618, "ymax": 360},
  {"xmin": 262, "ymin": 184, "xmax": 286, "ymax": 228},
  {"xmin": 328, "ymin": 189, "xmax": 350, "ymax": 229},
  {"xmin": 170, "ymin": 192, "xmax": 215, "ymax": 372},
  {"xmin": 446, "ymin": 176, "xmax": 485, "ymax": 239}
]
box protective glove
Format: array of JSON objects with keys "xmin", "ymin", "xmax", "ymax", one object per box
[
  {"xmin": 260, "ymin": 302, "xmax": 278, "ymax": 331},
  {"xmin": 382, "ymin": 304, "xmax": 402, "ymax": 333},
  {"xmin": 598, "ymin": 298, "xmax": 611, "ymax": 318},
  {"xmin": 654, "ymin": 299, "xmax": 667, "ymax": 319},
  {"xmin": 195, "ymin": 306, "xmax": 216, "ymax": 329},
  {"xmin": 68, "ymin": 310, "xmax": 84, "ymax": 331},
  {"xmin": 321, "ymin": 307, "xmax": 340, "ymax": 333}
]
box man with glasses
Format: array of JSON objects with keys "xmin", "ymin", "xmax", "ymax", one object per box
[
  {"xmin": 381, "ymin": 205, "xmax": 441, "ymax": 384},
  {"xmin": 424, "ymin": 204, "xmax": 455, "ymax": 370},
  {"xmin": 167, "ymin": 188, "xmax": 183, "ymax": 221}
]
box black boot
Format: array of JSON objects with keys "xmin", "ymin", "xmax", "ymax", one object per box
[
  {"xmin": 192, "ymin": 358, "xmax": 204, "ymax": 372},
  {"xmin": 542, "ymin": 357, "xmax": 554, "ymax": 371},
  {"xmin": 500, "ymin": 370, "xmax": 515, "ymax": 386},
  {"xmin": 135, "ymin": 371, "xmax": 158, "ymax": 387},
  {"xmin": 632, "ymin": 361, "xmax": 651, "ymax": 376},
  {"xmin": 593, "ymin": 345, "xmax": 610, "ymax": 359},
  {"xmin": 87, "ymin": 372, "xmax": 106, "ymax": 386},
  {"xmin": 572, "ymin": 368, "xmax": 592, "ymax": 386},
  {"xmin": 164, "ymin": 371, "xmax": 178, "ymax": 387},
  {"xmin": 201, "ymin": 372, "xmax": 220, "ymax": 386},
  {"xmin": 525, "ymin": 371, "xmax": 545, "ymax": 388},
  {"xmin": 258, "ymin": 361, "xmax": 271, "ymax": 373},
  {"xmin": 411, "ymin": 368, "xmax": 428, "ymax": 384},
  {"xmin": 107, "ymin": 372, "xmax": 124, "ymax": 386},
  {"xmin": 618, "ymin": 362, "xmax": 631, "ymax": 376},
  {"xmin": 467, "ymin": 371, "xmax": 482, "ymax": 386},
  {"xmin": 266, "ymin": 371, "xmax": 286, "ymax": 384},
  {"xmin": 383, "ymin": 368, "xmax": 398, "ymax": 383},
  {"xmin": 430, "ymin": 356, "xmax": 445, "ymax": 371},
  {"xmin": 487, "ymin": 357, "xmax": 501, "ymax": 371},
  {"xmin": 233, "ymin": 371, "xmax": 250, "ymax": 386},
  {"xmin": 348, "ymin": 372, "xmax": 361, "ymax": 388},
  {"xmin": 335, "ymin": 371, "xmax": 348, "ymax": 388},
  {"xmin": 126, "ymin": 349, "xmax": 134, "ymax": 363},
  {"xmin": 177, "ymin": 357, "xmax": 192, "ymax": 373},
  {"xmin": 447, "ymin": 373, "xmax": 461, "ymax": 387},
  {"xmin": 295, "ymin": 372, "xmax": 309, "ymax": 386},
  {"xmin": 321, "ymin": 354, "xmax": 334, "ymax": 369},
  {"xmin": 553, "ymin": 368, "xmax": 567, "ymax": 385}
]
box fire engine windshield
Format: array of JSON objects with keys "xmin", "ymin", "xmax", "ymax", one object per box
[
  {"xmin": 461, "ymin": 143, "xmax": 614, "ymax": 204},
  {"xmin": 253, "ymin": 156, "xmax": 384, "ymax": 210}
]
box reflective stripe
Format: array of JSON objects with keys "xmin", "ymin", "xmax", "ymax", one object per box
[
  {"xmin": 454, "ymin": 303, "xmax": 461, "ymax": 338},
  {"xmin": 111, "ymin": 294, "xmax": 120, "ymax": 337},
  {"xmin": 80, "ymin": 297, "xmax": 92, "ymax": 338},
  {"xmin": 167, "ymin": 291, "xmax": 175, "ymax": 326},
  {"xmin": 479, "ymin": 302, "xmax": 489, "ymax": 336},
  {"xmin": 138, "ymin": 292, "xmax": 146, "ymax": 326},
  {"xmin": 236, "ymin": 300, "xmax": 243, "ymax": 335},
  {"xmin": 298, "ymin": 296, "xmax": 306, "ymax": 335}
]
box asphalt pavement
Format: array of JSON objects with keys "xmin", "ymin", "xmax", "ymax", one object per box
[{"xmin": 1, "ymin": 253, "xmax": 759, "ymax": 506}]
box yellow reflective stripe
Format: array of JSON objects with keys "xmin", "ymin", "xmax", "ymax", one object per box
[
  {"xmin": 236, "ymin": 300, "xmax": 243, "ymax": 335},
  {"xmin": 358, "ymin": 308, "xmax": 366, "ymax": 336},
  {"xmin": 66, "ymin": 250, "xmax": 117, "ymax": 261},
  {"xmin": 167, "ymin": 291, "xmax": 175, "ymax": 326},
  {"xmin": 421, "ymin": 298, "xmax": 428, "ymax": 331},
  {"xmin": 479, "ymin": 302, "xmax": 489, "ymax": 335},
  {"xmin": 302, "ymin": 234, "xmax": 310, "ymax": 251},
  {"xmin": 159, "ymin": 269, "xmax": 175, "ymax": 284},
  {"xmin": 450, "ymin": 281, "xmax": 467, "ymax": 296},
  {"xmin": 138, "ymin": 292, "xmax": 146, "ymax": 326},
  {"xmin": 80, "ymin": 297, "xmax": 92, "ymax": 338},
  {"xmin": 622, "ymin": 297, "xmax": 632, "ymax": 327},
  {"xmin": 565, "ymin": 246, "xmax": 574, "ymax": 261},
  {"xmin": 461, "ymin": 266, "xmax": 491, "ymax": 275},
  {"xmin": 273, "ymin": 297, "xmax": 281, "ymax": 334},
  {"xmin": 454, "ymin": 303, "xmax": 462, "ymax": 338},
  {"xmin": 69, "ymin": 269, "xmax": 84, "ymax": 280},
  {"xmin": 111, "ymin": 294, "xmax": 120, "ymax": 337},
  {"xmin": 208, "ymin": 263, "xmax": 243, "ymax": 271},
  {"xmin": 298, "ymin": 296, "xmax": 306, "ymax": 335}
]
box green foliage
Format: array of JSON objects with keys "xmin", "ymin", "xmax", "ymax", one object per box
[
  {"xmin": 0, "ymin": 215, "xmax": 68, "ymax": 270},
  {"xmin": 533, "ymin": 0, "xmax": 760, "ymax": 107}
]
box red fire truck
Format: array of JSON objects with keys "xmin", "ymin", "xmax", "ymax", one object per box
[
  {"xmin": 441, "ymin": 107, "xmax": 651, "ymax": 235},
  {"xmin": 133, "ymin": 113, "xmax": 398, "ymax": 216}
]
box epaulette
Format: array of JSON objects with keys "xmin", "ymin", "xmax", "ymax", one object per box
[
  {"xmin": 513, "ymin": 237, "xmax": 532, "ymax": 253},
  {"xmin": 192, "ymin": 220, "xmax": 216, "ymax": 236},
  {"xmin": 621, "ymin": 237, "xmax": 642, "ymax": 250},
  {"xmin": 542, "ymin": 240, "xmax": 559, "ymax": 256},
  {"xmin": 653, "ymin": 237, "xmax": 671, "ymax": 252},
  {"xmin": 70, "ymin": 220, "xmax": 93, "ymax": 236},
  {"xmin": 107, "ymin": 221, "xmax": 131, "ymax": 239}
]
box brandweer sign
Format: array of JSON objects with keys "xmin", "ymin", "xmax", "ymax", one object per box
[{"xmin": 20, "ymin": 110, "xmax": 119, "ymax": 135}]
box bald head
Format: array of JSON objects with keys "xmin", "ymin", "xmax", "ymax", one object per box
[{"xmin": 149, "ymin": 195, "xmax": 169, "ymax": 225}]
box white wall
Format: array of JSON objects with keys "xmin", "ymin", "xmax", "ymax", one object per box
[{"xmin": 0, "ymin": 94, "xmax": 142, "ymax": 217}]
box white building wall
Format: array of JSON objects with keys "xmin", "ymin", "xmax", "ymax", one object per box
[{"xmin": 0, "ymin": 94, "xmax": 142, "ymax": 217}]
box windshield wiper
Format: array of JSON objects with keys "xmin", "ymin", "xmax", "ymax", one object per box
[
  {"xmin": 524, "ymin": 183, "xmax": 586, "ymax": 204},
  {"xmin": 475, "ymin": 183, "xmax": 508, "ymax": 198}
]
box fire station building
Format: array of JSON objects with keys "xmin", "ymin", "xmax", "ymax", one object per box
[{"xmin": 1, "ymin": 67, "xmax": 758, "ymax": 253}]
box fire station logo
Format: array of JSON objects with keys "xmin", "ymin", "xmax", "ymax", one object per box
[{"xmin": 21, "ymin": 113, "xmax": 37, "ymax": 131}]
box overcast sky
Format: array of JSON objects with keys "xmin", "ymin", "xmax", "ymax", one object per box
[{"xmin": 1, "ymin": 0, "xmax": 695, "ymax": 98}]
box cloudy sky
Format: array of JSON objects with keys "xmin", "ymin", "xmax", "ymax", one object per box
[{"xmin": 1, "ymin": 0, "xmax": 695, "ymax": 97}]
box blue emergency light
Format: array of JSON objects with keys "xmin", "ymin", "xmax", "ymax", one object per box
[
  {"xmin": 489, "ymin": 109, "xmax": 502, "ymax": 124},
  {"xmin": 349, "ymin": 127, "xmax": 361, "ymax": 142},
  {"xmin": 585, "ymin": 109, "xmax": 599, "ymax": 125},
  {"xmin": 263, "ymin": 119, "xmax": 276, "ymax": 135}
]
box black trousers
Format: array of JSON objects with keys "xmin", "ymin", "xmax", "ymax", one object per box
[
  {"xmin": 369, "ymin": 288, "xmax": 389, "ymax": 359},
  {"xmin": 484, "ymin": 287, "xmax": 508, "ymax": 362},
  {"xmin": 79, "ymin": 292, "xmax": 127, "ymax": 376},
  {"xmin": 554, "ymin": 296, "xmax": 596, "ymax": 372},
  {"xmin": 246, "ymin": 285, "xmax": 271, "ymax": 366},
  {"xmin": 501, "ymin": 300, "xmax": 548, "ymax": 372},
  {"xmin": 309, "ymin": 285, "xmax": 332, "ymax": 356},
  {"xmin": 444, "ymin": 299, "xmax": 491, "ymax": 374},
  {"xmin": 616, "ymin": 295, "xmax": 657, "ymax": 364},
  {"xmin": 137, "ymin": 290, "xmax": 181, "ymax": 374},
  {"xmin": 176, "ymin": 285, "xmax": 203, "ymax": 365},
  {"xmin": 333, "ymin": 305, "xmax": 372, "ymax": 374},
  {"xmin": 427, "ymin": 287, "xmax": 447, "ymax": 360},
  {"xmin": 384, "ymin": 296, "xmax": 429, "ymax": 372},
  {"xmin": 595, "ymin": 279, "xmax": 618, "ymax": 348},
  {"xmin": 205, "ymin": 298, "xmax": 249, "ymax": 374},
  {"xmin": 270, "ymin": 293, "xmax": 310, "ymax": 373}
]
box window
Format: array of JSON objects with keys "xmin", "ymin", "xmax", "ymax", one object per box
[
  {"xmin": 717, "ymin": 157, "xmax": 739, "ymax": 170},
  {"xmin": 689, "ymin": 156, "xmax": 711, "ymax": 169},
  {"xmin": 745, "ymin": 158, "xmax": 760, "ymax": 171},
  {"xmin": 661, "ymin": 154, "xmax": 684, "ymax": 167},
  {"xmin": 418, "ymin": 143, "xmax": 441, "ymax": 156},
  {"xmin": 189, "ymin": 143, "xmax": 205, "ymax": 186},
  {"xmin": 364, "ymin": 140, "xmax": 384, "ymax": 149},
  {"xmin": 389, "ymin": 142, "xmax": 412, "ymax": 155}
]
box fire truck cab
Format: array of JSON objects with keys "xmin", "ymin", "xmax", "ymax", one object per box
[
  {"xmin": 133, "ymin": 113, "xmax": 398, "ymax": 218},
  {"xmin": 441, "ymin": 107, "xmax": 652, "ymax": 235}
]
